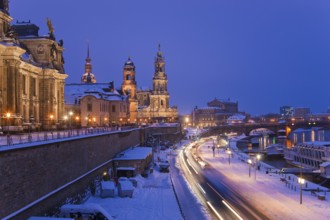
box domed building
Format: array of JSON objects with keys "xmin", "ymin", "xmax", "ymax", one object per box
[{"xmin": 81, "ymin": 44, "xmax": 97, "ymax": 83}]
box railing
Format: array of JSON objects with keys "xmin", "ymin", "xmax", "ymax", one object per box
[{"xmin": 0, "ymin": 127, "xmax": 135, "ymax": 147}]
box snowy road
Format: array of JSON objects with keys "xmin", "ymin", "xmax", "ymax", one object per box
[{"xmin": 179, "ymin": 142, "xmax": 268, "ymax": 220}]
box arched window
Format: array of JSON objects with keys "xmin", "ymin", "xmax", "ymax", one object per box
[{"xmin": 126, "ymin": 75, "xmax": 131, "ymax": 80}]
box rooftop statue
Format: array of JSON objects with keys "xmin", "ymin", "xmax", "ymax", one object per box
[
  {"xmin": 46, "ymin": 17, "xmax": 55, "ymax": 39},
  {"xmin": 0, "ymin": 0, "xmax": 9, "ymax": 14}
]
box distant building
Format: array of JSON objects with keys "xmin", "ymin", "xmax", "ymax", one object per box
[
  {"xmin": 207, "ymin": 98, "xmax": 238, "ymax": 113},
  {"xmin": 227, "ymin": 114, "xmax": 246, "ymax": 125},
  {"xmin": 280, "ymin": 106, "xmax": 293, "ymax": 119},
  {"xmin": 192, "ymin": 98, "xmax": 240, "ymax": 127},
  {"xmin": 294, "ymin": 107, "xmax": 310, "ymax": 119},
  {"xmin": 307, "ymin": 113, "xmax": 330, "ymax": 123},
  {"xmin": 0, "ymin": 3, "xmax": 67, "ymax": 131}
]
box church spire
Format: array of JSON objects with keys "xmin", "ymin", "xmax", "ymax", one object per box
[
  {"xmin": 156, "ymin": 43, "xmax": 163, "ymax": 59},
  {"xmin": 86, "ymin": 42, "xmax": 91, "ymax": 64},
  {"xmin": 81, "ymin": 43, "xmax": 96, "ymax": 83}
]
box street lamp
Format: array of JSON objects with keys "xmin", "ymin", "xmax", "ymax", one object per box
[
  {"xmin": 298, "ymin": 177, "xmax": 305, "ymax": 204},
  {"xmin": 6, "ymin": 112, "xmax": 10, "ymax": 135},
  {"xmin": 227, "ymin": 149, "xmax": 232, "ymax": 165},
  {"xmin": 50, "ymin": 114, "xmax": 54, "ymax": 131},
  {"xmin": 63, "ymin": 115, "xmax": 68, "ymax": 129},
  {"xmin": 185, "ymin": 116, "xmax": 189, "ymax": 128},
  {"xmin": 255, "ymin": 154, "xmax": 261, "ymax": 180},
  {"xmin": 75, "ymin": 116, "xmax": 79, "ymax": 128},
  {"xmin": 248, "ymin": 159, "xmax": 252, "ymax": 177},
  {"xmin": 69, "ymin": 111, "xmax": 73, "ymax": 129}
]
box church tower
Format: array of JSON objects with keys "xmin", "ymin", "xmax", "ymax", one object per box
[
  {"xmin": 150, "ymin": 44, "xmax": 170, "ymax": 113},
  {"xmin": 121, "ymin": 57, "xmax": 138, "ymax": 123},
  {"xmin": 81, "ymin": 44, "xmax": 96, "ymax": 83}
]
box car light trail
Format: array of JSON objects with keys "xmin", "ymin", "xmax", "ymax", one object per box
[
  {"xmin": 207, "ymin": 201, "xmax": 224, "ymax": 220},
  {"xmin": 222, "ymin": 200, "xmax": 244, "ymax": 220},
  {"xmin": 180, "ymin": 151, "xmax": 192, "ymax": 175},
  {"xmin": 207, "ymin": 183, "xmax": 224, "ymax": 199},
  {"xmin": 197, "ymin": 183, "xmax": 206, "ymax": 194},
  {"xmin": 187, "ymin": 159, "xmax": 199, "ymax": 174}
]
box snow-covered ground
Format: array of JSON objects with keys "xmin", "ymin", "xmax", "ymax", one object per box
[
  {"xmin": 198, "ymin": 138, "xmax": 330, "ymax": 220},
  {"xmin": 80, "ymin": 148, "xmax": 184, "ymax": 220}
]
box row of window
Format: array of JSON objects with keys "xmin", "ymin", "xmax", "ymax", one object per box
[
  {"xmin": 86, "ymin": 103, "xmax": 127, "ymax": 113},
  {"xmin": 294, "ymin": 156, "xmax": 321, "ymax": 168},
  {"xmin": 296, "ymin": 147, "xmax": 325, "ymax": 159}
]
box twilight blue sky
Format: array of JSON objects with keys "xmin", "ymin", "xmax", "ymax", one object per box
[{"xmin": 10, "ymin": 0, "xmax": 330, "ymax": 115}]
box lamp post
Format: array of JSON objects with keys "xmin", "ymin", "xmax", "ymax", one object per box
[
  {"xmin": 227, "ymin": 149, "xmax": 232, "ymax": 165},
  {"xmin": 69, "ymin": 111, "xmax": 73, "ymax": 130},
  {"xmin": 248, "ymin": 159, "xmax": 252, "ymax": 177},
  {"xmin": 6, "ymin": 112, "xmax": 10, "ymax": 135},
  {"xmin": 75, "ymin": 116, "xmax": 79, "ymax": 128},
  {"xmin": 185, "ymin": 116, "xmax": 189, "ymax": 128},
  {"xmin": 49, "ymin": 115, "xmax": 54, "ymax": 131},
  {"xmin": 298, "ymin": 177, "xmax": 305, "ymax": 204},
  {"xmin": 255, "ymin": 154, "xmax": 261, "ymax": 180},
  {"xmin": 63, "ymin": 115, "xmax": 68, "ymax": 129}
]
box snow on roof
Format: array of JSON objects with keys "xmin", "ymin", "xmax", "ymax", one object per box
[
  {"xmin": 149, "ymin": 123, "xmax": 179, "ymax": 127},
  {"xmin": 227, "ymin": 114, "xmax": 246, "ymax": 121},
  {"xmin": 119, "ymin": 180, "xmax": 134, "ymax": 190},
  {"xmin": 298, "ymin": 141, "xmax": 330, "ymax": 147},
  {"xmin": 101, "ymin": 181, "xmax": 115, "ymax": 190},
  {"xmin": 197, "ymin": 106, "xmax": 222, "ymax": 110},
  {"xmin": 320, "ymin": 162, "xmax": 330, "ymax": 167},
  {"xmin": 65, "ymin": 83, "xmax": 125, "ymax": 104},
  {"xmin": 292, "ymin": 127, "xmax": 324, "ymax": 133},
  {"xmin": 114, "ymin": 147, "xmax": 152, "ymax": 161},
  {"xmin": 116, "ymin": 167, "xmax": 136, "ymax": 171},
  {"xmin": 60, "ymin": 203, "xmax": 112, "ymax": 219}
]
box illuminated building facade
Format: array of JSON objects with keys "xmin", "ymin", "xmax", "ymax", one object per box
[
  {"xmin": 136, "ymin": 45, "xmax": 178, "ymax": 123},
  {"xmin": 65, "ymin": 46, "xmax": 129, "ymax": 127},
  {"xmin": 121, "ymin": 57, "xmax": 138, "ymax": 123},
  {"xmin": 192, "ymin": 98, "xmax": 239, "ymax": 127},
  {"xmin": 0, "ymin": 2, "xmax": 67, "ymax": 130}
]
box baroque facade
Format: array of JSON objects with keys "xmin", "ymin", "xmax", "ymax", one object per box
[
  {"xmin": 0, "ymin": 2, "xmax": 67, "ymax": 131},
  {"xmin": 136, "ymin": 45, "xmax": 178, "ymax": 123}
]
